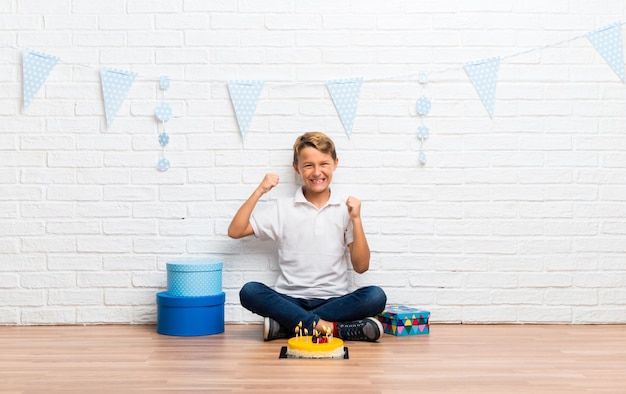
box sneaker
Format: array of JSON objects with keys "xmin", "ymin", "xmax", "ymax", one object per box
[
  {"xmin": 263, "ymin": 317, "xmax": 291, "ymax": 341},
  {"xmin": 336, "ymin": 317, "xmax": 383, "ymax": 342}
]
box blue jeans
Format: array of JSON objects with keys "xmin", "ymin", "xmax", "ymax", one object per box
[{"xmin": 239, "ymin": 281, "xmax": 387, "ymax": 332}]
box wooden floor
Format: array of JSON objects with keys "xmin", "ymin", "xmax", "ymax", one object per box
[{"xmin": 1, "ymin": 324, "xmax": 625, "ymax": 393}]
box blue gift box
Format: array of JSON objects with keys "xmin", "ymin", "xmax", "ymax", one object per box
[
  {"xmin": 157, "ymin": 292, "xmax": 225, "ymax": 336},
  {"xmin": 166, "ymin": 259, "xmax": 222, "ymax": 297},
  {"xmin": 376, "ymin": 305, "xmax": 430, "ymax": 336}
]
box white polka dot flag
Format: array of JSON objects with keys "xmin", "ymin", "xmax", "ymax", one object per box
[
  {"xmin": 326, "ymin": 77, "xmax": 363, "ymax": 138},
  {"xmin": 100, "ymin": 68, "xmax": 137, "ymax": 129},
  {"xmin": 587, "ymin": 22, "xmax": 625, "ymax": 82},
  {"xmin": 464, "ymin": 57, "xmax": 500, "ymax": 118},
  {"xmin": 227, "ymin": 80, "xmax": 264, "ymax": 139},
  {"xmin": 21, "ymin": 49, "xmax": 59, "ymax": 110}
]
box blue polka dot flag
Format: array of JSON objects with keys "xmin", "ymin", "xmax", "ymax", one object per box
[
  {"xmin": 227, "ymin": 80, "xmax": 264, "ymax": 139},
  {"xmin": 587, "ymin": 22, "xmax": 625, "ymax": 82},
  {"xmin": 22, "ymin": 49, "xmax": 59, "ymax": 110},
  {"xmin": 464, "ymin": 57, "xmax": 500, "ymax": 118},
  {"xmin": 100, "ymin": 68, "xmax": 137, "ymax": 129},
  {"xmin": 326, "ymin": 77, "xmax": 363, "ymax": 138}
]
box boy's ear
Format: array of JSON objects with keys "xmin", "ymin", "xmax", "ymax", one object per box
[{"xmin": 292, "ymin": 162, "xmax": 300, "ymax": 174}]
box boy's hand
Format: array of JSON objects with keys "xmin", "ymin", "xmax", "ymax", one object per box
[
  {"xmin": 347, "ymin": 195, "xmax": 370, "ymax": 273},
  {"xmin": 228, "ymin": 173, "xmax": 278, "ymax": 239},
  {"xmin": 257, "ymin": 173, "xmax": 279, "ymax": 194},
  {"xmin": 346, "ymin": 196, "xmax": 361, "ymax": 220}
]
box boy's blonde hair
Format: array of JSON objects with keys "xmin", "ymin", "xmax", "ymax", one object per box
[{"xmin": 292, "ymin": 132, "xmax": 337, "ymax": 165}]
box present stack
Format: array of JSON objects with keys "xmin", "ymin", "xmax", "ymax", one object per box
[
  {"xmin": 376, "ymin": 305, "xmax": 430, "ymax": 336},
  {"xmin": 156, "ymin": 259, "xmax": 225, "ymax": 336}
]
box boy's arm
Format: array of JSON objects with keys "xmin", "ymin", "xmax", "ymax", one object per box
[
  {"xmin": 227, "ymin": 174, "xmax": 279, "ymax": 239},
  {"xmin": 346, "ymin": 196, "xmax": 370, "ymax": 274}
]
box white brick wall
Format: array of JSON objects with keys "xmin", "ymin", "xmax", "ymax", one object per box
[{"xmin": 1, "ymin": 0, "xmax": 625, "ymax": 325}]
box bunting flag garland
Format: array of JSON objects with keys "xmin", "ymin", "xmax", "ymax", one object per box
[
  {"xmin": 227, "ymin": 80, "xmax": 264, "ymax": 139},
  {"xmin": 587, "ymin": 23, "xmax": 625, "ymax": 82},
  {"xmin": 6, "ymin": 21, "xmax": 626, "ymax": 166},
  {"xmin": 100, "ymin": 68, "xmax": 137, "ymax": 128},
  {"xmin": 326, "ymin": 77, "xmax": 363, "ymax": 138},
  {"xmin": 21, "ymin": 49, "xmax": 59, "ymax": 110},
  {"xmin": 464, "ymin": 57, "xmax": 500, "ymax": 118}
]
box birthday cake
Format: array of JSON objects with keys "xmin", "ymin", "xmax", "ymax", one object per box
[
  {"xmin": 285, "ymin": 321, "xmax": 345, "ymax": 359},
  {"xmin": 286, "ymin": 336, "xmax": 345, "ymax": 359}
]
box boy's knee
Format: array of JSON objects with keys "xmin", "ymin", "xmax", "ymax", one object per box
[
  {"xmin": 239, "ymin": 281, "xmax": 261, "ymax": 303},
  {"xmin": 371, "ymin": 286, "xmax": 387, "ymax": 310}
]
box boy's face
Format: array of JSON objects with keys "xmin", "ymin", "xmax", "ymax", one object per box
[{"xmin": 293, "ymin": 146, "xmax": 338, "ymax": 195}]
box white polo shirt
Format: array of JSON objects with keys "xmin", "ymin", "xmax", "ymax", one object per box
[{"xmin": 250, "ymin": 187, "xmax": 354, "ymax": 299}]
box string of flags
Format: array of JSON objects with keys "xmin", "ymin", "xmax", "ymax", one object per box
[{"xmin": 14, "ymin": 21, "xmax": 626, "ymax": 167}]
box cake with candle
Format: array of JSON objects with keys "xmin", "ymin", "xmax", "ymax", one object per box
[{"xmin": 285, "ymin": 322, "xmax": 345, "ymax": 359}]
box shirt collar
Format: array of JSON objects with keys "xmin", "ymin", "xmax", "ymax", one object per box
[{"xmin": 294, "ymin": 186, "xmax": 341, "ymax": 207}]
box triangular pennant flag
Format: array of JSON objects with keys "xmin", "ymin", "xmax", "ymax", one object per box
[
  {"xmin": 326, "ymin": 77, "xmax": 362, "ymax": 138},
  {"xmin": 587, "ymin": 22, "xmax": 625, "ymax": 82},
  {"xmin": 22, "ymin": 49, "xmax": 59, "ymax": 110},
  {"xmin": 227, "ymin": 80, "xmax": 264, "ymax": 139},
  {"xmin": 100, "ymin": 68, "xmax": 137, "ymax": 129},
  {"xmin": 464, "ymin": 57, "xmax": 500, "ymax": 118}
]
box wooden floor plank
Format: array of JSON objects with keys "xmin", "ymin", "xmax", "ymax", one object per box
[{"xmin": 1, "ymin": 324, "xmax": 625, "ymax": 393}]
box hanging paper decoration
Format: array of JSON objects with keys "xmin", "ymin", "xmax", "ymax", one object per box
[
  {"xmin": 464, "ymin": 57, "xmax": 500, "ymax": 118},
  {"xmin": 21, "ymin": 49, "xmax": 59, "ymax": 110},
  {"xmin": 414, "ymin": 72, "xmax": 431, "ymax": 165},
  {"xmin": 326, "ymin": 77, "xmax": 363, "ymax": 138},
  {"xmin": 227, "ymin": 80, "xmax": 264, "ymax": 139},
  {"xmin": 155, "ymin": 76, "xmax": 172, "ymax": 172},
  {"xmin": 100, "ymin": 68, "xmax": 137, "ymax": 128},
  {"xmin": 10, "ymin": 19, "xmax": 626, "ymax": 163},
  {"xmin": 587, "ymin": 22, "xmax": 625, "ymax": 82}
]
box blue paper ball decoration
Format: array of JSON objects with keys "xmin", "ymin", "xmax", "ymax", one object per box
[
  {"xmin": 160, "ymin": 76, "xmax": 170, "ymax": 91},
  {"xmin": 156, "ymin": 102, "xmax": 172, "ymax": 122},
  {"xmin": 157, "ymin": 158, "xmax": 171, "ymax": 171},
  {"xmin": 417, "ymin": 125, "xmax": 430, "ymax": 140},
  {"xmin": 415, "ymin": 96, "xmax": 431, "ymax": 116},
  {"xmin": 158, "ymin": 132, "xmax": 170, "ymax": 147}
]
